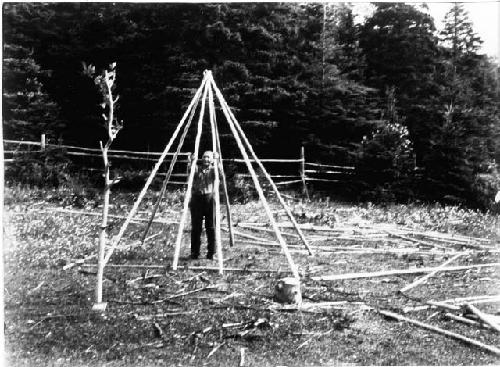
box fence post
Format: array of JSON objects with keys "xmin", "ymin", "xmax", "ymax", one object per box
[
  {"xmin": 300, "ymin": 146, "xmax": 309, "ymax": 200},
  {"xmin": 40, "ymin": 134, "xmax": 46, "ymax": 151}
]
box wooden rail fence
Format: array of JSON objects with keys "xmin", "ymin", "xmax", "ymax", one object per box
[{"xmin": 3, "ymin": 136, "xmax": 355, "ymax": 188}]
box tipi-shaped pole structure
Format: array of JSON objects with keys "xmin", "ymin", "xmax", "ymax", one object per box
[
  {"xmin": 209, "ymin": 76, "xmax": 301, "ymax": 279},
  {"xmin": 97, "ymin": 71, "xmax": 307, "ymax": 301},
  {"xmin": 211, "ymin": 79, "xmax": 313, "ymax": 256},
  {"xmin": 172, "ymin": 74, "xmax": 210, "ymax": 271}
]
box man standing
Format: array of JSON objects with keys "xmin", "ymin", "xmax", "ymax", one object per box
[{"xmin": 189, "ymin": 151, "xmax": 218, "ymax": 260}]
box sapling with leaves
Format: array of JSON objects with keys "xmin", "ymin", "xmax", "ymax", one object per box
[{"xmin": 84, "ymin": 62, "xmax": 123, "ymax": 309}]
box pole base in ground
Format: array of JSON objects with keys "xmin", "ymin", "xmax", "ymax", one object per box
[{"xmin": 92, "ymin": 302, "xmax": 108, "ymax": 312}]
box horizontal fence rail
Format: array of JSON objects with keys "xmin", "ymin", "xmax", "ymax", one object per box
[{"xmin": 4, "ymin": 137, "xmax": 355, "ymax": 188}]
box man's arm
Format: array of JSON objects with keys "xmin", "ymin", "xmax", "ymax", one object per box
[
  {"xmin": 187, "ymin": 153, "xmax": 197, "ymax": 175},
  {"xmin": 213, "ymin": 152, "xmax": 224, "ymax": 176}
]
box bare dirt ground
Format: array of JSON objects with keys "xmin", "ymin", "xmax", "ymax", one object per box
[{"xmin": 3, "ymin": 186, "xmax": 500, "ymax": 366}]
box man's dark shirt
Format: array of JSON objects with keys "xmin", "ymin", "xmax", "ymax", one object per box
[{"xmin": 192, "ymin": 164, "xmax": 215, "ymax": 195}]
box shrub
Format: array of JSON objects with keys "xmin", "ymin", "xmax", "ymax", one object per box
[
  {"xmin": 5, "ymin": 146, "xmax": 73, "ymax": 188},
  {"xmin": 473, "ymin": 171, "xmax": 500, "ymax": 212},
  {"xmin": 356, "ymin": 121, "xmax": 415, "ymax": 202},
  {"xmin": 223, "ymin": 161, "xmax": 261, "ymax": 203}
]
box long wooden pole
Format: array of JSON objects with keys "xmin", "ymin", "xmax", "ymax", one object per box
[
  {"xmin": 378, "ymin": 309, "xmax": 500, "ymax": 356},
  {"xmin": 140, "ymin": 88, "xmax": 202, "ymax": 245},
  {"xmin": 211, "ymin": 80, "xmax": 313, "ymax": 256},
  {"xmin": 399, "ymin": 252, "xmax": 465, "ymax": 293},
  {"xmin": 300, "ymin": 146, "xmax": 310, "ymax": 200},
  {"xmin": 464, "ymin": 304, "xmax": 500, "ymax": 333},
  {"xmin": 172, "ymin": 74, "xmax": 210, "ymax": 270},
  {"xmin": 312, "ymin": 262, "xmax": 500, "ymax": 281},
  {"xmin": 208, "ymin": 82, "xmax": 223, "ymax": 274},
  {"xmin": 210, "ymin": 77, "xmax": 300, "ymax": 279},
  {"xmin": 214, "ymin": 114, "xmax": 235, "ymax": 247},
  {"xmin": 41, "ymin": 134, "xmax": 46, "ymax": 151},
  {"xmin": 103, "ymin": 75, "xmax": 208, "ymax": 265}
]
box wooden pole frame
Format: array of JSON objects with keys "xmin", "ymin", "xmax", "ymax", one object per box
[
  {"xmin": 102, "ymin": 74, "xmax": 209, "ymax": 266},
  {"xmin": 208, "ymin": 81, "xmax": 224, "ymax": 274},
  {"xmin": 211, "ymin": 80, "xmax": 313, "ymax": 256},
  {"xmin": 209, "ymin": 76, "xmax": 300, "ymax": 279},
  {"xmin": 172, "ymin": 74, "xmax": 210, "ymax": 270}
]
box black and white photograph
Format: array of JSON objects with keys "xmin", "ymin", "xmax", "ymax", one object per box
[{"xmin": 2, "ymin": 1, "xmax": 500, "ymax": 365}]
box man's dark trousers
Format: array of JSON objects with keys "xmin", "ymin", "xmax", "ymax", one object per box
[{"xmin": 190, "ymin": 193, "xmax": 215, "ymax": 259}]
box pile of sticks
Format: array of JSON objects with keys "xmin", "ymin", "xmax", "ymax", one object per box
[{"xmin": 231, "ymin": 219, "xmax": 497, "ymax": 255}]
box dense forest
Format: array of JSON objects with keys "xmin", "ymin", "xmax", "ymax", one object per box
[{"xmin": 3, "ymin": 2, "xmax": 500, "ymax": 208}]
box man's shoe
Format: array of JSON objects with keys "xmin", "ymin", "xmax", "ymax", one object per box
[{"xmin": 190, "ymin": 254, "xmax": 199, "ymax": 260}]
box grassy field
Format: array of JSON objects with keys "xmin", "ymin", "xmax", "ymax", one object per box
[{"xmin": 3, "ymin": 185, "xmax": 500, "ymax": 366}]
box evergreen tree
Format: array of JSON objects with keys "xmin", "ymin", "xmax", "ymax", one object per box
[
  {"xmin": 360, "ymin": 3, "xmax": 440, "ymax": 106},
  {"xmin": 359, "ymin": 3, "xmax": 441, "ymax": 170},
  {"xmin": 3, "ymin": 4, "xmax": 63, "ymax": 141},
  {"xmin": 440, "ymin": 3, "xmax": 483, "ymax": 57},
  {"xmin": 292, "ymin": 3, "xmax": 378, "ymax": 165},
  {"xmin": 424, "ymin": 4, "xmax": 500, "ymax": 207}
]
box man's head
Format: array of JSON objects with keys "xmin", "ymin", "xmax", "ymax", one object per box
[{"xmin": 202, "ymin": 151, "xmax": 213, "ymax": 167}]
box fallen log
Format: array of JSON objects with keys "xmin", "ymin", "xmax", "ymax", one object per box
[
  {"xmin": 269, "ymin": 301, "xmax": 371, "ymax": 312},
  {"xmin": 444, "ymin": 313, "xmax": 492, "ymax": 329},
  {"xmin": 445, "ymin": 295, "xmax": 500, "ymax": 305},
  {"xmin": 464, "ymin": 304, "xmax": 500, "ymax": 333},
  {"xmin": 207, "ymin": 342, "xmax": 225, "ymax": 358},
  {"xmin": 388, "ymin": 232, "xmax": 448, "ymax": 250},
  {"xmin": 403, "ymin": 298, "xmax": 498, "ymax": 313},
  {"xmin": 224, "ymin": 227, "xmax": 274, "ymax": 243},
  {"xmin": 416, "ymin": 230, "xmax": 491, "ymax": 244},
  {"xmin": 80, "ymin": 263, "xmax": 294, "ymax": 274},
  {"xmin": 37, "ymin": 207, "xmax": 178, "ymax": 225},
  {"xmin": 312, "ymin": 262, "xmax": 500, "ymax": 281},
  {"xmin": 237, "ymin": 223, "xmax": 300, "ymax": 239},
  {"xmin": 237, "ymin": 222, "xmax": 344, "ymax": 233},
  {"xmin": 378, "ymin": 309, "xmax": 500, "ymax": 356},
  {"xmin": 426, "ymin": 300, "xmax": 461, "ymax": 311},
  {"xmin": 400, "ymin": 253, "xmax": 465, "ymax": 293}
]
